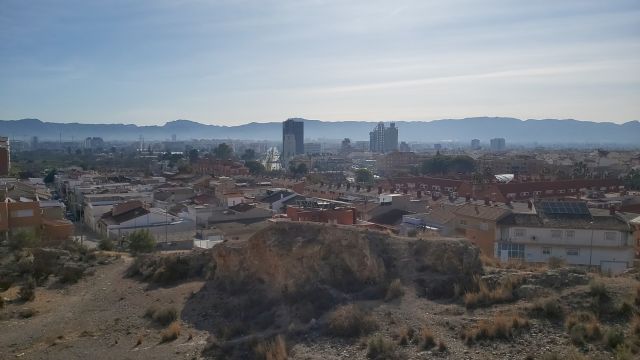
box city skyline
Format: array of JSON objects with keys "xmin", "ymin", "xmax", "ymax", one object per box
[{"xmin": 1, "ymin": 0, "xmax": 639, "ymax": 125}]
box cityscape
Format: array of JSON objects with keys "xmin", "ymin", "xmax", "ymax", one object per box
[{"xmin": 1, "ymin": 1, "xmax": 640, "ymax": 360}]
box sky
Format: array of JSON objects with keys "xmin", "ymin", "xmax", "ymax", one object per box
[{"xmin": 0, "ymin": 0, "xmax": 639, "ymax": 125}]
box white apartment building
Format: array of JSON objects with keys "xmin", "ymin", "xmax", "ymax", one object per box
[{"xmin": 496, "ymin": 201, "xmax": 634, "ymax": 274}]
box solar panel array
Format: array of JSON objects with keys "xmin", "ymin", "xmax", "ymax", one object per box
[{"xmin": 538, "ymin": 201, "xmax": 590, "ymax": 216}]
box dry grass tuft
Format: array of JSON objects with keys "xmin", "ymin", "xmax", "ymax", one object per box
[
  {"xmin": 160, "ymin": 321, "xmax": 181, "ymax": 343},
  {"xmin": 418, "ymin": 326, "xmax": 436, "ymax": 350},
  {"xmin": 396, "ymin": 326, "xmax": 415, "ymax": 346},
  {"xmin": 366, "ymin": 335, "xmax": 398, "ymax": 360},
  {"xmin": 328, "ymin": 304, "xmax": 377, "ymax": 338},
  {"xmin": 145, "ymin": 305, "xmax": 178, "ymax": 326},
  {"xmin": 384, "ymin": 279, "xmax": 405, "ymax": 302},
  {"xmin": 462, "ymin": 314, "xmax": 529, "ymax": 344},
  {"xmin": 565, "ymin": 311, "xmax": 602, "ymax": 345},
  {"xmin": 135, "ymin": 335, "xmax": 143, "ymax": 347},
  {"xmin": 437, "ymin": 340, "xmax": 447, "ymax": 353},
  {"xmin": 530, "ymin": 297, "xmax": 564, "ymax": 320},
  {"xmin": 254, "ymin": 335, "xmax": 288, "ymax": 360},
  {"xmin": 463, "ymin": 275, "xmax": 517, "ymax": 308}
]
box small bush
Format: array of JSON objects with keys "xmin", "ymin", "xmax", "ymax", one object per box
[
  {"xmin": 531, "ymin": 297, "xmax": 564, "ymax": 320},
  {"xmin": 589, "ymin": 279, "xmax": 608, "ymax": 299},
  {"xmin": 418, "ymin": 326, "xmax": 436, "ymax": 350},
  {"xmin": 367, "ymin": 335, "xmax": 398, "ymax": 360},
  {"xmin": 385, "ymin": 279, "xmax": 404, "ymax": 302},
  {"xmin": 8, "ymin": 230, "xmax": 40, "ymax": 250},
  {"xmin": 128, "ymin": 230, "xmax": 156, "ymax": 254},
  {"xmin": 145, "ymin": 305, "xmax": 178, "ymax": 326},
  {"xmin": 328, "ymin": 304, "xmax": 377, "ymax": 338},
  {"xmin": 254, "ymin": 335, "xmax": 287, "ymax": 360},
  {"xmin": 437, "ymin": 340, "xmax": 447, "ymax": 352},
  {"xmin": 631, "ymin": 315, "xmax": 640, "ymax": 335},
  {"xmin": 98, "ymin": 238, "xmax": 114, "ymax": 251},
  {"xmin": 616, "ymin": 300, "xmax": 634, "ymax": 317},
  {"xmin": 19, "ymin": 307, "xmax": 36, "ymax": 318},
  {"xmin": 0, "ymin": 296, "xmax": 4, "ymax": 309},
  {"xmin": 18, "ymin": 277, "xmax": 36, "ymax": 302},
  {"xmin": 605, "ymin": 328, "xmax": 625, "ymax": 350},
  {"xmin": 614, "ymin": 343, "xmax": 634, "ymax": 360},
  {"xmin": 160, "ymin": 321, "xmax": 181, "ymax": 343}
]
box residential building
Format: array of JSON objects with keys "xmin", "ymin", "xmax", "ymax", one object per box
[
  {"xmin": 369, "ymin": 122, "xmax": 399, "ymax": 153},
  {"xmin": 384, "ymin": 122, "xmax": 398, "ymax": 152},
  {"xmin": 496, "ymin": 201, "xmax": 634, "ymax": 273},
  {"xmin": 286, "ymin": 198, "xmax": 357, "ymax": 225},
  {"xmin": 282, "ymin": 118, "xmax": 304, "ymax": 161},
  {"xmin": 471, "ymin": 139, "xmax": 481, "ymax": 150},
  {"xmin": 0, "ymin": 137, "xmax": 9, "ymax": 176},
  {"xmin": 490, "ymin": 138, "xmax": 506, "ymax": 151},
  {"xmin": 304, "ymin": 142, "xmax": 322, "ymax": 155},
  {"xmin": 399, "ymin": 141, "xmax": 411, "ymax": 152}
]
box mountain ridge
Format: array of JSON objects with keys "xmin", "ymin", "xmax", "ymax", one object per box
[{"xmin": 1, "ymin": 117, "xmax": 638, "ymax": 143}]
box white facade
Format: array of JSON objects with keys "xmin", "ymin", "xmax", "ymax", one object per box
[
  {"xmin": 496, "ymin": 226, "xmax": 633, "ymax": 273},
  {"xmin": 102, "ymin": 208, "xmax": 196, "ymax": 243}
]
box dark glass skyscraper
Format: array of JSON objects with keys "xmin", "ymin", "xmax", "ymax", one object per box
[{"xmin": 282, "ymin": 118, "xmax": 304, "ymax": 160}]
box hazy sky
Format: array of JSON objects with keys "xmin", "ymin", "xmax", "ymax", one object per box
[{"xmin": 1, "ymin": 0, "xmax": 639, "ymax": 125}]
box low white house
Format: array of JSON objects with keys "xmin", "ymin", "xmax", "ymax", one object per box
[{"xmin": 496, "ymin": 201, "xmax": 634, "ymax": 274}]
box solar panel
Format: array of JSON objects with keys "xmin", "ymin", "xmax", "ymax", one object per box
[{"xmin": 539, "ymin": 201, "xmax": 589, "ymax": 216}]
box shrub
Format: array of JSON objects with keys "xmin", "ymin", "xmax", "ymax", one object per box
[
  {"xmin": 605, "ymin": 328, "xmax": 625, "ymax": 350},
  {"xmin": 385, "ymin": 279, "xmax": 404, "ymax": 302},
  {"xmin": 589, "ymin": 279, "xmax": 608, "ymax": 299},
  {"xmin": 548, "ymin": 256, "xmax": 565, "ymax": 269},
  {"xmin": 98, "ymin": 238, "xmax": 114, "ymax": 251},
  {"xmin": 18, "ymin": 277, "xmax": 36, "ymax": 302},
  {"xmin": 8, "ymin": 230, "xmax": 40, "ymax": 250},
  {"xmin": 418, "ymin": 326, "xmax": 436, "ymax": 350},
  {"xmin": 632, "ymin": 315, "xmax": 640, "ymax": 335},
  {"xmin": 616, "ymin": 300, "xmax": 634, "ymax": 317},
  {"xmin": 635, "ymin": 286, "xmax": 640, "ymax": 307},
  {"xmin": 145, "ymin": 305, "xmax": 178, "ymax": 326},
  {"xmin": 437, "ymin": 340, "xmax": 447, "ymax": 352},
  {"xmin": 614, "ymin": 343, "xmax": 634, "ymax": 360},
  {"xmin": 328, "ymin": 304, "xmax": 377, "ymax": 337},
  {"xmin": 0, "ymin": 296, "xmax": 3, "ymax": 308},
  {"xmin": 463, "ymin": 276, "xmax": 516, "ymax": 308},
  {"xmin": 160, "ymin": 321, "xmax": 181, "ymax": 343},
  {"xmin": 254, "ymin": 335, "xmax": 287, "ymax": 360},
  {"xmin": 531, "ymin": 297, "xmax": 564, "ymax": 320},
  {"xmin": 19, "ymin": 307, "xmax": 36, "ymax": 318},
  {"xmin": 128, "ymin": 230, "xmax": 156, "ymax": 254},
  {"xmin": 367, "ymin": 335, "xmax": 398, "ymax": 360}
]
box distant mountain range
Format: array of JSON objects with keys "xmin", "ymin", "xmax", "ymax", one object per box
[{"xmin": 1, "ymin": 117, "xmax": 638, "ymax": 144}]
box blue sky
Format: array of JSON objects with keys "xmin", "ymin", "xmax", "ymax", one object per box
[{"xmin": 0, "ymin": 0, "xmax": 638, "ymax": 125}]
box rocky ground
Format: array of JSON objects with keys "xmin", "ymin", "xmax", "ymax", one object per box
[{"xmin": 1, "ymin": 222, "xmax": 639, "ymax": 360}]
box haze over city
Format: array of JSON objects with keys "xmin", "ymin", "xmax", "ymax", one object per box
[{"xmin": 1, "ymin": 0, "xmax": 639, "ymax": 124}]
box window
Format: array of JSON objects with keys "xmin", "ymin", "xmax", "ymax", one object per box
[
  {"xmin": 460, "ymin": 219, "xmax": 467, "ymax": 226},
  {"xmin": 520, "ymin": 192, "xmax": 529, "ymax": 197},
  {"xmin": 545, "ymin": 190, "xmax": 554, "ymax": 194},
  {"xmin": 498, "ymin": 243, "xmax": 525, "ymax": 259},
  {"xmin": 566, "ymin": 248, "xmax": 579, "ymax": 256},
  {"xmin": 551, "ymin": 230, "xmax": 562, "ymax": 239},
  {"xmin": 558, "ymin": 190, "xmax": 565, "ymax": 194},
  {"xmin": 604, "ymin": 232, "xmax": 617, "ymax": 241},
  {"xmin": 11, "ymin": 209, "xmax": 34, "ymax": 218},
  {"xmin": 542, "ymin": 247, "xmax": 551, "ymax": 255},
  {"xmin": 569, "ymin": 189, "xmax": 576, "ymax": 193},
  {"xmin": 534, "ymin": 191, "xmax": 542, "ymax": 196},
  {"xmin": 479, "ymin": 222, "xmax": 489, "ymax": 231},
  {"xmin": 514, "ymin": 228, "xmax": 526, "ymax": 237},
  {"xmin": 565, "ymin": 230, "xmax": 575, "ymax": 239}
]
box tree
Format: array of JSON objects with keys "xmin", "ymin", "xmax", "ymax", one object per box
[
  {"xmin": 127, "ymin": 230, "xmax": 156, "ymax": 254},
  {"xmin": 245, "ymin": 160, "xmax": 265, "ymax": 175},
  {"xmin": 355, "ymin": 168, "xmax": 374, "ymax": 184},
  {"xmin": 289, "ymin": 163, "xmax": 308, "ymax": 178},
  {"xmin": 213, "ymin": 143, "xmax": 233, "ymax": 159},
  {"xmin": 421, "ymin": 154, "xmax": 449, "ymax": 175},
  {"xmin": 624, "ymin": 169, "xmax": 640, "ymax": 190},
  {"xmin": 75, "ymin": 149, "xmax": 82, "ymax": 155},
  {"xmin": 43, "ymin": 169, "xmax": 57, "ymax": 184},
  {"xmin": 241, "ymin": 149, "xmax": 256, "ymax": 161},
  {"xmin": 188, "ymin": 149, "xmax": 199, "ymax": 164}
]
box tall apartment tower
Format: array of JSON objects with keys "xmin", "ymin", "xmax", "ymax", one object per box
[
  {"xmin": 282, "ymin": 118, "xmax": 304, "ymax": 161},
  {"xmin": 384, "ymin": 122, "xmax": 398, "ymax": 152},
  {"xmin": 490, "ymin": 138, "xmax": 506, "ymax": 151},
  {"xmin": 471, "ymin": 139, "xmax": 481, "ymax": 150},
  {"xmin": 0, "ymin": 137, "xmax": 10, "ymax": 176}
]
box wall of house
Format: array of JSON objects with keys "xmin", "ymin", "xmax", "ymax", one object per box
[
  {"xmin": 502, "ymin": 227, "xmax": 630, "ymax": 248},
  {"xmin": 522, "ymin": 243, "xmax": 633, "ymax": 269},
  {"xmin": 7, "ymin": 201, "xmax": 41, "ymax": 229},
  {"xmin": 456, "ymin": 215, "xmax": 497, "ymax": 256}
]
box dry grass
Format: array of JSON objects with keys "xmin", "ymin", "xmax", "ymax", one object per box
[
  {"xmin": 254, "ymin": 335, "xmax": 288, "ymax": 360},
  {"xmin": 588, "ymin": 279, "xmax": 608, "ymax": 299},
  {"xmin": 418, "ymin": 326, "xmax": 436, "ymax": 350},
  {"xmin": 145, "ymin": 305, "xmax": 178, "ymax": 326},
  {"xmin": 462, "ymin": 314, "xmax": 529, "ymax": 344},
  {"xmin": 547, "ymin": 256, "xmax": 565, "ymax": 269},
  {"xmin": 463, "ymin": 275, "xmax": 517, "ymax": 308},
  {"xmin": 565, "ymin": 311, "xmax": 602, "ymax": 345},
  {"xmin": 384, "ymin": 279, "xmax": 405, "ymax": 302},
  {"xmin": 437, "ymin": 340, "xmax": 447, "ymax": 352},
  {"xmin": 328, "ymin": 304, "xmax": 377, "ymax": 338},
  {"xmin": 18, "ymin": 277, "xmax": 36, "ymax": 302},
  {"xmin": 530, "ymin": 297, "xmax": 564, "ymax": 320},
  {"xmin": 366, "ymin": 335, "xmax": 398, "ymax": 360},
  {"xmin": 135, "ymin": 335, "xmax": 143, "ymax": 347},
  {"xmin": 396, "ymin": 326, "xmax": 415, "ymax": 346},
  {"xmin": 160, "ymin": 321, "xmax": 181, "ymax": 343}
]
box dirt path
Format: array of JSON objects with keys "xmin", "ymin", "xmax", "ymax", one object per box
[{"xmin": 0, "ymin": 256, "xmax": 208, "ymax": 360}]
